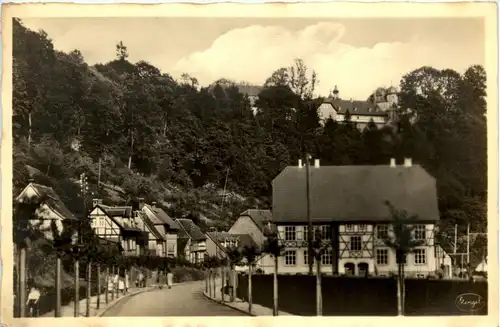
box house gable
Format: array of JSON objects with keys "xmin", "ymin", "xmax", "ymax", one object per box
[
  {"xmin": 229, "ymin": 216, "xmax": 265, "ymax": 247},
  {"xmin": 89, "ymin": 206, "xmax": 121, "ymax": 240},
  {"xmin": 272, "ymin": 165, "xmax": 439, "ymax": 224},
  {"xmin": 16, "ymin": 183, "xmax": 77, "ymax": 221}
]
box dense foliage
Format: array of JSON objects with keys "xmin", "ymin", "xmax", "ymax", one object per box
[{"xmin": 13, "ymin": 19, "xmax": 487, "ymax": 258}]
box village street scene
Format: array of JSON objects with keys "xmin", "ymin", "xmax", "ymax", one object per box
[{"xmin": 11, "ymin": 14, "xmax": 488, "ymax": 318}]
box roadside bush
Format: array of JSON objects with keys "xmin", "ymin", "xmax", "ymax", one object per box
[{"xmin": 171, "ymin": 266, "xmax": 206, "ymax": 283}]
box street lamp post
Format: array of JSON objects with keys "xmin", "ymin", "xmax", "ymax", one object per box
[
  {"xmin": 78, "ymin": 173, "xmax": 89, "ymax": 317},
  {"xmin": 305, "ymin": 154, "xmax": 313, "ymax": 275}
]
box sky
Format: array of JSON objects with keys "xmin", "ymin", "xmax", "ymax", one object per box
[{"xmin": 19, "ymin": 17, "xmax": 484, "ymax": 100}]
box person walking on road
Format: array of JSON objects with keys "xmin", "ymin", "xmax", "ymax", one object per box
[
  {"xmin": 125, "ymin": 273, "xmax": 129, "ymax": 294},
  {"xmin": 26, "ymin": 283, "xmax": 41, "ymax": 317},
  {"xmin": 166, "ymin": 270, "xmax": 173, "ymax": 289},
  {"xmin": 158, "ymin": 271, "xmax": 166, "ymax": 289},
  {"xmin": 118, "ymin": 278, "xmax": 125, "ymax": 295},
  {"xmin": 137, "ymin": 271, "xmax": 145, "ymax": 288}
]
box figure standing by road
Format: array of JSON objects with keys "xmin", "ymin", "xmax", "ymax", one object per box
[
  {"xmin": 158, "ymin": 271, "xmax": 166, "ymax": 289},
  {"xmin": 26, "ymin": 283, "xmax": 41, "ymax": 317},
  {"xmin": 167, "ymin": 270, "xmax": 173, "ymax": 289}
]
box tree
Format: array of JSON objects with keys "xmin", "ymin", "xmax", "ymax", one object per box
[
  {"xmin": 224, "ymin": 245, "xmax": 243, "ymax": 302},
  {"xmin": 241, "ymin": 243, "xmax": 259, "ymax": 313},
  {"xmin": 264, "ymin": 59, "xmax": 319, "ymax": 100},
  {"xmin": 382, "ymin": 201, "xmax": 424, "ymax": 316},
  {"xmin": 311, "ymin": 227, "xmax": 330, "ymax": 316},
  {"xmin": 116, "ymin": 41, "xmax": 129, "ymax": 61},
  {"xmin": 262, "ymin": 227, "xmax": 285, "ymax": 316},
  {"xmin": 13, "ymin": 193, "xmax": 49, "ymax": 317}
]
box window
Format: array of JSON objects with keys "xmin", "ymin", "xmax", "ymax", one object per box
[
  {"xmin": 285, "ymin": 226, "xmax": 296, "ymax": 241},
  {"xmin": 299, "ymin": 226, "xmax": 308, "ymax": 240},
  {"xmin": 345, "ymin": 224, "xmax": 354, "ymax": 232},
  {"xmin": 303, "ymin": 250, "xmax": 309, "ymax": 265},
  {"xmin": 415, "ymin": 225, "xmax": 426, "ymax": 240},
  {"xmin": 321, "ymin": 249, "xmax": 333, "ymax": 265},
  {"xmin": 350, "ymin": 236, "xmax": 362, "ymax": 251},
  {"xmin": 99, "ymin": 218, "xmax": 105, "ymax": 227},
  {"xmin": 414, "ymin": 249, "xmax": 426, "ymax": 264},
  {"xmin": 284, "ymin": 251, "xmax": 297, "ymax": 266},
  {"xmin": 321, "ymin": 225, "xmax": 332, "ymax": 240},
  {"xmin": 376, "ymin": 249, "xmax": 389, "ymax": 265},
  {"xmin": 358, "ymin": 224, "xmax": 367, "ymax": 232},
  {"xmin": 376, "ymin": 225, "xmax": 388, "ymax": 240}
]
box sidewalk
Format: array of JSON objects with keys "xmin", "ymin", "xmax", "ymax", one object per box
[
  {"xmin": 41, "ymin": 286, "xmax": 155, "ymax": 317},
  {"xmin": 203, "ymin": 287, "xmax": 293, "ymax": 316}
]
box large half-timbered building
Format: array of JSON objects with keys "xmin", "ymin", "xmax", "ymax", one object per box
[
  {"xmin": 272, "ymin": 158, "xmax": 443, "ymax": 277},
  {"xmin": 88, "ymin": 200, "xmax": 147, "ymax": 256},
  {"xmin": 138, "ymin": 198, "xmax": 180, "ymax": 257}
]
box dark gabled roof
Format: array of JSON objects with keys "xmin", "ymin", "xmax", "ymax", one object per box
[
  {"xmin": 96, "ymin": 205, "xmax": 141, "ymax": 232},
  {"xmin": 144, "ymin": 204, "xmax": 179, "ymax": 230},
  {"xmin": 100, "ymin": 205, "xmax": 133, "ymax": 218},
  {"xmin": 272, "ymin": 165, "xmax": 439, "ymax": 223},
  {"xmin": 20, "ymin": 183, "xmax": 78, "ymax": 220},
  {"xmin": 239, "ymin": 209, "xmax": 272, "ymax": 232},
  {"xmin": 137, "ymin": 211, "xmax": 164, "ymax": 240},
  {"xmin": 206, "ymin": 232, "xmax": 258, "ymax": 250},
  {"xmin": 321, "ymin": 97, "xmax": 390, "ymax": 117},
  {"xmin": 176, "ymin": 219, "xmax": 206, "ymax": 241}
]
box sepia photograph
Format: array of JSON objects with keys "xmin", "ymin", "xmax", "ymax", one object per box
[{"xmin": 2, "ymin": 2, "xmax": 497, "ymax": 324}]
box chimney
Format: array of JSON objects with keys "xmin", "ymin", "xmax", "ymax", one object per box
[
  {"xmin": 298, "ymin": 159, "xmax": 303, "ymax": 168},
  {"xmin": 152, "ymin": 201, "xmax": 157, "ymax": 208},
  {"xmin": 404, "ymin": 158, "xmax": 412, "ymax": 167},
  {"xmin": 314, "ymin": 159, "xmax": 320, "ymax": 168},
  {"xmin": 138, "ymin": 197, "xmax": 145, "ymax": 209},
  {"xmin": 390, "ymin": 158, "xmax": 396, "ymax": 167},
  {"xmin": 92, "ymin": 198, "xmax": 102, "ymax": 207}
]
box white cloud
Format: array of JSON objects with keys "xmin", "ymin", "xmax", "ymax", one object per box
[{"xmin": 172, "ymin": 22, "xmax": 472, "ymax": 100}]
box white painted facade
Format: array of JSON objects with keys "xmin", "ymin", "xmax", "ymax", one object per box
[
  {"xmin": 166, "ymin": 233, "xmax": 177, "ymax": 257},
  {"xmin": 89, "ymin": 207, "xmax": 121, "ymax": 238},
  {"xmin": 318, "ymin": 102, "xmax": 387, "ymax": 130},
  {"xmin": 16, "ymin": 183, "xmax": 75, "ymax": 241},
  {"xmin": 265, "ymin": 223, "xmax": 441, "ymax": 277}
]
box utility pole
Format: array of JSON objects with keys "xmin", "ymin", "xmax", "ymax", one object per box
[
  {"xmin": 305, "ymin": 154, "xmax": 313, "ymax": 275},
  {"xmin": 466, "ymin": 223, "xmax": 470, "ymax": 274},
  {"xmin": 453, "ymin": 224, "xmax": 457, "ymax": 256},
  {"xmin": 76, "ymin": 173, "xmax": 88, "ymax": 317},
  {"xmin": 220, "ymin": 168, "xmax": 230, "ymax": 211}
]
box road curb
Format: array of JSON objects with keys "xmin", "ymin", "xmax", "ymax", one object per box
[
  {"xmin": 97, "ymin": 287, "xmax": 156, "ymax": 317},
  {"xmin": 98, "ymin": 280, "xmax": 204, "ymax": 317},
  {"xmin": 202, "ymin": 291, "xmax": 255, "ymax": 316}
]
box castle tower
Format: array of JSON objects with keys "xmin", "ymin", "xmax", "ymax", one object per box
[
  {"xmin": 386, "ymin": 85, "xmax": 398, "ymax": 105},
  {"xmin": 332, "ymin": 85, "xmax": 339, "ymax": 99}
]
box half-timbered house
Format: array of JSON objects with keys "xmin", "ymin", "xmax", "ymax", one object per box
[
  {"xmin": 138, "ymin": 199, "xmax": 180, "ymax": 257},
  {"xmin": 272, "ymin": 158, "xmax": 441, "ymax": 277},
  {"xmin": 15, "ymin": 182, "xmax": 78, "ymax": 241},
  {"xmin": 134, "ymin": 210, "xmax": 166, "ymax": 256},
  {"xmin": 88, "ymin": 200, "xmax": 146, "ymax": 256},
  {"xmin": 176, "ymin": 218, "xmax": 207, "ymax": 263}
]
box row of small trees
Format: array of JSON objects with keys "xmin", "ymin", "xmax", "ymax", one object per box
[
  {"xmin": 208, "ymin": 202, "xmax": 430, "ymax": 316},
  {"xmin": 13, "ymin": 194, "xmax": 201, "ymax": 318}
]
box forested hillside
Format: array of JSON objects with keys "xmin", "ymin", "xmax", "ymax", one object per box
[{"xmin": 12, "ymin": 18, "xmax": 487, "ymax": 255}]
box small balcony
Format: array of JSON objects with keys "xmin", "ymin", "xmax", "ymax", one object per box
[{"xmin": 123, "ymin": 249, "xmax": 139, "ymax": 256}]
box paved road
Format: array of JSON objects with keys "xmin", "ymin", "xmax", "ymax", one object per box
[{"xmin": 103, "ymin": 281, "xmax": 246, "ymax": 316}]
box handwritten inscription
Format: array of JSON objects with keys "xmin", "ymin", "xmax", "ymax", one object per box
[{"xmin": 455, "ymin": 293, "xmax": 485, "ymax": 312}]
